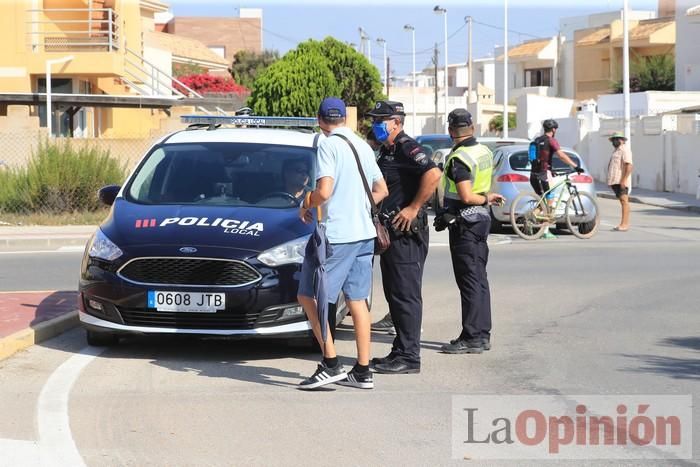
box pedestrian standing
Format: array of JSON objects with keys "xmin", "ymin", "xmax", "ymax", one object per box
[
  {"xmin": 607, "ymin": 132, "xmax": 633, "ymax": 231},
  {"xmin": 367, "ymin": 101, "xmax": 441, "ymax": 374},
  {"xmin": 434, "ymin": 109, "xmax": 504, "ymax": 354},
  {"xmin": 297, "ymin": 97, "xmax": 388, "ymax": 390}
]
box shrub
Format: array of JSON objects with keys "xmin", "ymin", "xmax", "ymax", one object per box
[
  {"xmin": 174, "ymin": 73, "xmax": 248, "ymax": 95},
  {"xmin": 0, "ymin": 140, "xmax": 127, "ymax": 214}
]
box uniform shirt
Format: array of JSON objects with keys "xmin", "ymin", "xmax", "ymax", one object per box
[
  {"xmin": 607, "ymin": 144, "xmax": 633, "ymax": 186},
  {"xmin": 444, "ymin": 136, "xmax": 480, "ymax": 211},
  {"xmin": 316, "ymin": 127, "xmax": 383, "ymax": 244},
  {"xmin": 377, "ymin": 130, "xmax": 436, "ymax": 213},
  {"xmin": 533, "ymin": 135, "xmax": 561, "ymax": 173}
]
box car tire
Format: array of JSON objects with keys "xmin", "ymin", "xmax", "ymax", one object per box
[
  {"xmin": 577, "ymin": 220, "xmax": 596, "ymax": 235},
  {"xmin": 86, "ymin": 329, "xmax": 119, "ymax": 347}
]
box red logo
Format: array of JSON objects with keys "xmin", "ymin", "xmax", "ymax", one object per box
[{"xmin": 135, "ymin": 219, "xmax": 157, "ymax": 228}]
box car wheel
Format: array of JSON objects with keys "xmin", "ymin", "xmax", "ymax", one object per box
[
  {"xmin": 578, "ymin": 220, "xmax": 596, "ymax": 235},
  {"xmin": 86, "ymin": 329, "xmax": 119, "ymax": 346}
]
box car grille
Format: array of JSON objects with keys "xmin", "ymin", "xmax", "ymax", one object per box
[
  {"xmin": 118, "ymin": 257, "xmax": 261, "ymax": 287},
  {"xmin": 117, "ymin": 307, "xmax": 281, "ymax": 330}
]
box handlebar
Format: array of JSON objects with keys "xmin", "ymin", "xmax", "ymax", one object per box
[{"xmin": 551, "ymin": 169, "xmax": 584, "ymax": 177}]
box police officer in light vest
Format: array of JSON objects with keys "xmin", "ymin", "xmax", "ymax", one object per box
[{"xmin": 434, "ymin": 108, "xmax": 504, "ymax": 354}]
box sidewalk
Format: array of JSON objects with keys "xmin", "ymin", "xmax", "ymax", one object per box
[
  {"xmin": 595, "ymin": 182, "xmax": 700, "ymax": 214},
  {"xmin": 0, "ymin": 225, "xmax": 95, "ymax": 251}
]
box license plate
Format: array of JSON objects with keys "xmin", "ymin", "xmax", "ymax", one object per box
[{"xmin": 147, "ymin": 291, "xmax": 225, "ymax": 313}]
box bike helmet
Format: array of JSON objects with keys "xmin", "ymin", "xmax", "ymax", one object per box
[{"xmin": 542, "ymin": 119, "xmax": 559, "ymax": 131}]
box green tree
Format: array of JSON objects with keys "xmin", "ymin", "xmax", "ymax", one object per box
[
  {"xmin": 249, "ymin": 49, "xmax": 342, "ymax": 116},
  {"xmin": 229, "ymin": 49, "xmax": 279, "ymax": 90},
  {"xmin": 613, "ymin": 54, "xmax": 675, "ymax": 93},
  {"xmin": 248, "ymin": 38, "xmax": 383, "ymax": 120},
  {"xmin": 296, "ymin": 37, "xmax": 384, "ymax": 121},
  {"xmin": 488, "ymin": 113, "xmax": 517, "ymax": 133}
]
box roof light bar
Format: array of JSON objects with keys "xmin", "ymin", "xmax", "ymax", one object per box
[{"xmin": 180, "ymin": 115, "xmax": 318, "ymax": 128}]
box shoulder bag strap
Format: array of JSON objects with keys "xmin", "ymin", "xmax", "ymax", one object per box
[{"xmin": 331, "ymin": 133, "xmax": 378, "ymax": 216}]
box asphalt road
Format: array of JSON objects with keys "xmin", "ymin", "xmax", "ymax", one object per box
[{"xmin": 0, "ymin": 198, "xmax": 698, "ymax": 466}]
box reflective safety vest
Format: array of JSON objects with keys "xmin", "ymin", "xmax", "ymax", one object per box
[{"xmin": 441, "ymin": 144, "xmax": 494, "ymax": 203}]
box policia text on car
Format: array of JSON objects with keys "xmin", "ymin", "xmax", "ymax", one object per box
[
  {"xmin": 368, "ymin": 101, "xmax": 441, "ymax": 374},
  {"xmin": 434, "ymin": 108, "xmax": 505, "ymax": 354}
]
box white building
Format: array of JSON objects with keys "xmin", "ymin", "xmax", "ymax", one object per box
[{"xmin": 676, "ymin": 2, "xmax": 700, "ymax": 91}]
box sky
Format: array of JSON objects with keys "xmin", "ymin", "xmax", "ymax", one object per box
[{"xmin": 169, "ymin": 0, "xmax": 661, "ymax": 76}]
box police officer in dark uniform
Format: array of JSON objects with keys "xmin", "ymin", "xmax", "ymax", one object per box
[
  {"xmin": 367, "ymin": 101, "xmax": 441, "ymax": 374},
  {"xmin": 434, "ymin": 109, "xmax": 504, "ymax": 354}
]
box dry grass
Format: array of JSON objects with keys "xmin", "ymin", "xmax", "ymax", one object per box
[{"xmin": 0, "ymin": 209, "xmax": 108, "ymax": 226}]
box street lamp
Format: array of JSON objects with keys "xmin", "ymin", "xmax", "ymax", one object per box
[
  {"xmin": 403, "ymin": 24, "xmax": 416, "ymax": 135},
  {"xmin": 622, "ymin": 0, "xmax": 631, "ymax": 150},
  {"xmin": 376, "ymin": 38, "xmax": 387, "ymax": 94},
  {"xmin": 434, "ymin": 5, "xmax": 448, "ymax": 133},
  {"xmin": 46, "ymin": 55, "xmax": 74, "ymax": 138}
]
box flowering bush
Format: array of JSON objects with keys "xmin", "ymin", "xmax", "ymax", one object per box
[{"xmin": 174, "ymin": 74, "xmax": 248, "ymax": 95}]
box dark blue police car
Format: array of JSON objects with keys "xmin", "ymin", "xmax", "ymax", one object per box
[{"xmin": 79, "ymin": 115, "xmax": 349, "ymax": 345}]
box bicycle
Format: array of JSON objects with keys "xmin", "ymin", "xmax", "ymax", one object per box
[{"xmin": 509, "ymin": 170, "xmax": 600, "ymax": 240}]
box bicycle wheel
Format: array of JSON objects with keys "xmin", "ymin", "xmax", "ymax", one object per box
[
  {"xmin": 565, "ymin": 191, "xmax": 600, "ymax": 239},
  {"xmin": 510, "ymin": 192, "xmax": 548, "ymax": 240}
]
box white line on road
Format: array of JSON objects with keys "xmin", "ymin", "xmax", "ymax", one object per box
[
  {"xmin": 0, "ymin": 346, "xmax": 104, "ymax": 467},
  {"xmin": 0, "ymin": 249, "xmax": 84, "ymax": 255}
]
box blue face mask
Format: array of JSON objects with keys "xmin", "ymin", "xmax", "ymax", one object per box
[{"xmin": 372, "ymin": 121, "xmax": 390, "ymax": 142}]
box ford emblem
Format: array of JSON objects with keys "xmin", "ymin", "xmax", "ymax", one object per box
[{"xmin": 179, "ymin": 247, "xmax": 198, "ymax": 254}]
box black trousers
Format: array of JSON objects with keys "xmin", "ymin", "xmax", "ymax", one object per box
[
  {"xmin": 448, "ymin": 215, "xmax": 492, "ymax": 342},
  {"xmin": 379, "ymin": 228, "xmax": 429, "ymax": 364}
]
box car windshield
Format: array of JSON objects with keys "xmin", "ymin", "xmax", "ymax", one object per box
[
  {"xmin": 417, "ymin": 136, "xmax": 452, "ymax": 154},
  {"xmin": 508, "ymin": 151, "xmax": 581, "ymax": 172},
  {"xmin": 126, "ymin": 142, "xmax": 316, "ymax": 208}
]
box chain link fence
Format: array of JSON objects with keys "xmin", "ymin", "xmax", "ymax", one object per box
[{"xmin": 0, "ymin": 128, "xmax": 166, "ymax": 225}]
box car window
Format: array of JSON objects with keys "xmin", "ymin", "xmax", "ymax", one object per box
[
  {"xmin": 508, "ymin": 151, "xmax": 581, "ymax": 171},
  {"xmin": 127, "ymin": 142, "xmax": 316, "ymax": 208},
  {"xmin": 417, "ymin": 136, "xmax": 452, "ymax": 151}
]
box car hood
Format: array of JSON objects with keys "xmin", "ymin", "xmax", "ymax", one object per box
[{"xmin": 101, "ymin": 199, "xmax": 313, "ymax": 254}]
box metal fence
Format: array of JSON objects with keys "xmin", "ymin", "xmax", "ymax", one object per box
[{"xmin": 0, "ymin": 129, "xmax": 161, "ymax": 224}]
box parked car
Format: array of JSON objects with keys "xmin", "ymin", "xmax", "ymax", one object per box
[
  {"xmin": 430, "ymin": 137, "xmax": 530, "ymax": 208},
  {"xmin": 78, "ymin": 115, "xmax": 355, "ymax": 346},
  {"xmin": 489, "ymin": 144, "xmax": 597, "ymax": 232}
]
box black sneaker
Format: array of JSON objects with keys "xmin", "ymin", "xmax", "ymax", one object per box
[
  {"xmin": 371, "ymin": 313, "xmax": 395, "ymax": 334},
  {"xmin": 298, "ymin": 362, "xmax": 347, "ymax": 390},
  {"xmin": 441, "ymin": 339, "xmax": 483, "ymax": 354},
  {"xmin": 337, "ymin": 366, "xmax": 374, "ymax": 389},
  {"xmin": 482, "ymin": 338, "xmax": 491, "ymax": 351}
]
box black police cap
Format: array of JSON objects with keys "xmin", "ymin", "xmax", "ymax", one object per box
[
  {"xmin": 366, "ymin": 100, "xmax": 406, "ymax": 118},
  {"xmin": 448, "ymin": 108, "xmax": 473, "ymax": 128}
]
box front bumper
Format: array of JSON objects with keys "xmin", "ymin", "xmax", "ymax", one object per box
[{"xmin": 80, "ymin": 311, "xmax": 311, "ymax": 337}]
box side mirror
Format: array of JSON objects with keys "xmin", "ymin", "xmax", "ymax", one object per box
[{"xmin": 98, "ymin": 185, "xmax": 121, "ymax": 206}]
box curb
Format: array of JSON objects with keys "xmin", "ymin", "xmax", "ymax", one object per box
[
  {"xmin": 0, "ymin": 310, "xmax": 79, "ymax": 362},
  {"xmin": 596, "ymin": 192, "xmax": 700, "ymax": 214},
  {"xmin": 0, "ymin": 236, "xmax": 90, "ymax": 252}
]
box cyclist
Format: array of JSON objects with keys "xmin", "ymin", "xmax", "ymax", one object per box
[{"xmin": 530, "ymin": 119, "xmax": 583, "ymax": 239}]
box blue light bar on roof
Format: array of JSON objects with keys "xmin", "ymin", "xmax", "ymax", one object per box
[{"xmin": 181, "ymin": 115, "xmax": 318, "ymax": 128}]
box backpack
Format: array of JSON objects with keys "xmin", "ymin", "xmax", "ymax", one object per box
[{"xmin": 528, "ymin": 135, "xmax": 550, "ymax": 170}]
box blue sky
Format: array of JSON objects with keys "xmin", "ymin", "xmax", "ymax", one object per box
[{"xmin": 169, "ymin": 0, "xmax": 660, "ymax": 75}]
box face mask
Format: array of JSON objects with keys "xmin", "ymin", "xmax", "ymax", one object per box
[
  {"xmin": 612, "ymin": 140, "xmax": 622, "ymax": 148},
  {"xmin": 372, "ymin": 121, "xmax": 390, "ymax": 142}
]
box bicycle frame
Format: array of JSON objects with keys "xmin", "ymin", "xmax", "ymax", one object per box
[{"xmin": 534, "ymin": 173, "xmax": 583, "ymax": 221}]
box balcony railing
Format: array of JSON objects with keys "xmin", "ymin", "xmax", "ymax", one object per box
[{"xmin": 26, "ymin": 8, "xmax": 119, "ymax": 53}]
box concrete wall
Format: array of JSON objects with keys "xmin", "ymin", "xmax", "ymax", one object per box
[
  {"xmin": 580, "ymin": 116, "xmax": 700, "ymax": 195},
  {"xmin": 675, "ymin": 0, "xmax": 700, "ymax": 91},
  {"xmin": 512, "ymin": 94, "xmax": 575, "ymax": 140},
  {"xmin": 597, "ymin": 91, "xmax": 700, "ymax": 117}
]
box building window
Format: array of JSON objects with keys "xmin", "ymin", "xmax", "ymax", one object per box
[
  {"xmin": 524, "ymin": 68, "xmax": 552, "ymax": 87},
  {"xmin": 209, "ymin": 46, "xmax": 226, "ymax": 58}
]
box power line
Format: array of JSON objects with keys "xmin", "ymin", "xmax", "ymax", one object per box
[{"xmin": 472, "ymin": 19, "xmax": 540, "ymax": 40}]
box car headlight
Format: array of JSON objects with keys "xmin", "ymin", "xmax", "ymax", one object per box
[
  {"xmin": 88, "ymin": 229, "xmax": 123, "ymax": 261},
  {"xmin": 257, "ymin": 235, "xmax": 309, "ymax": 267}
]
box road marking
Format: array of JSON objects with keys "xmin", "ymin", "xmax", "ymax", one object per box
[
  {"xmin": 0, "ymin": 346, "xmax": 103, "ymax": 467},
  {"xmin": 0, "ymin": 249, "xmax": 84, "ymax": 256},
  {"xmin": 56, "ymin": 246, "xmax": 86, "ymax": 252}
]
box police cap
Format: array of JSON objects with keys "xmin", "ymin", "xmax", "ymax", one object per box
[
  {"xmin": 366, "ymin": 100, "xmax": 406, "ymax": 118},
  {"xmin": 448, "ymin": 108, "xmax": 473, "ymax": 128}
]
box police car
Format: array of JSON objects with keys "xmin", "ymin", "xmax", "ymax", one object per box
[{"xmin": 79, "ymin": 115, "xmax": 350, "ymax": 346}]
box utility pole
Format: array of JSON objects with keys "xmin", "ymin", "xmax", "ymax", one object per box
[
  {"xmin": 467, "ymin": 16, "xmax": 473, "ymax": 105},
  {"xmin": 433, "ymin": 43, "xmax": 439, "ymax": 133},
  {"xmin": 386, "ymin": 56, "xmax": 391, "ymax": 99},
  {"xmin": 503, "ymin": 0, "xmax": 509, "ymax": 138}
]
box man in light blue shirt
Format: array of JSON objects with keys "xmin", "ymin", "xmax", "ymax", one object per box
[{"xmin": 297, "ymin": 97, "xmax": 388, "ymax": 390}]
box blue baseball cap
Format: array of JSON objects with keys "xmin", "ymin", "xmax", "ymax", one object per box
[{"xmin": 318, "ymin": 97, "xmax": 346, "ymax": 119}]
